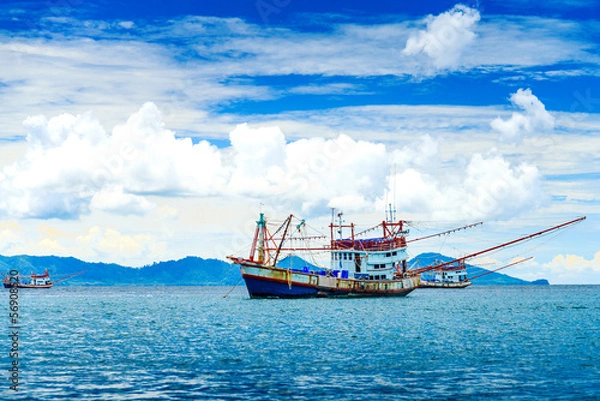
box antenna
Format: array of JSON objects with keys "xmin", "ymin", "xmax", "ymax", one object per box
[
  {"xmin": 337, "ymin": 211, "xmax": 344, "ymax": 240},
  {"xmin": 387, "ymin": 164, "xmax": 397, "ymax": 223}
]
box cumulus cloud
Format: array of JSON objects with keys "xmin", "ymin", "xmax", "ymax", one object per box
[
  {"xmin": 0, "ymin": 103, "xmax": 225, "ymax": 219},
  {"xmin": 491, "ymin": 88, "xmax": 555, "ymax": 140},
  {"xmin": 77, "ymin": 226, "xmax": 166, "ymax": 262},
  {"xmin": 0, "ymin": 102, "xmax": 545, "ymax": 222},
  {"xmin": 541, "ymin": 252, "xmax": 600, "ymax": 284},
  {"xmin": 403, "ymin": 4, "xmax": 481, "ymax": 69},
  {"xmin": 90, "ymin": 185, "xmax": 155, "ymax": 215},
  {"xmin": 226, "ymin": 124, "xmax": 388, "ymax": 214},
  {"xmin": 390, "ymin": 134, "xmax": 440, "ymax": 171},
  {"xmin": 227, "ymin": 123, "xmax": 287, "ymax": 196},
  {"xmin": 545, "ymin": 252, "xmax": 600, "ymax": 273},
  {"xmin": 383, "ymin": 140, "xmax": 543, "ymax": 220}
]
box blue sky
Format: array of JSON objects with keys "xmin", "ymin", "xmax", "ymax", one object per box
[{"xmin": 0, "ymin": 0, "xmax": 598, "ymax": 283}]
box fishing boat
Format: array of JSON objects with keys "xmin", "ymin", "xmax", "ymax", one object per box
[
  {"xmin": 418, "ymin": 260, "xmax": 471, "ymax": 288},
  {"xmin": 3, "ymin": 269, "xmax": 53, "ymax": 288},
  {"xmin": 3, "ymin": 269, "xmax": 86, "ymax": 289},
  {"xmin": 228, "ymin": 211, "xmax": 586, "ymax": 298},
  {"xmin": 228, "ymin": 211, "xmax": 421, "ymax": 298}
]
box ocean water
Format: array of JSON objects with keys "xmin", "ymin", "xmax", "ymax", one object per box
[{"xmin": 2, "ymin": 285, "xmax": 599, "ymax": 400}]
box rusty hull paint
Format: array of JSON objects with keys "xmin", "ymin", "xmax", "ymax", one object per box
[
  {"xmin": 239, "ymin": 263, "xmax": 420, "ymax": 298},
  {"xmin": 419, "ymin": 280, "xmax": 471, "ymax": 289}
]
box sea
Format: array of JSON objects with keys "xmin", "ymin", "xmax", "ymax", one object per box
[{"xmin": 2, "ymin": 285, "xmax": 599, "ymax": 400}]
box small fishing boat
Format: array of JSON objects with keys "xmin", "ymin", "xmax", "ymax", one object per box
[
  {"xmin": 418, "ymin": 261, "xmax": 471, "ymax": 288},
  {"xmin": 3, "ymin": 269, "xmax": 53, "ymax": 288},
  {"xmin": 3, "ymin": 269, "xmax": 86, "ymax": 289}
]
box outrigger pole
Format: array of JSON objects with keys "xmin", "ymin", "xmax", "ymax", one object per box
[
  {"xmin": 415, "ymin": 216, "xmax": 586, "ymax": 274},
  {"xmin": 52, "ymin": 270, "xmax": 87, "ymax": 285}
]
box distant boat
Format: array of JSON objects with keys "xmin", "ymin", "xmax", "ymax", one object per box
[
  {"xmin": 4, "ymin": 269, "xmax": 53, "ymax": 288},
  {"xmin": 418, "ymin": 260, "xmax": 472, "ymax": 288},
  {"xmin": 3, "ymin": 269, "xmax": 86, "ymax": 289}
]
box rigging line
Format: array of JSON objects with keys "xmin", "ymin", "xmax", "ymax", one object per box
[
  {"xmin": 270, "ymin": 216, "xmax": 292, "ymax": 238},
  {"xmin": 470, "ymin": 257, "xmax": 534, "ymax": 281},
  {"xmin": 415, "ymin": 216, "xmax": 585, "ymax": 274},
  {"xmin": 496, "ymin": 224, "xmax": 583, "ymax": 265},
  {"xmin": 504, "ymin": 227, "xmax": 571, "ymax": 260},
  {"xmin": 222, "ymin": 276, "xmax": 244, "ymax": 298},
  {"xmin": 299, "ymin": 224, "xmax": 327, "ymax": 268},
  {"xmin": 392, "ymin": 163, "xmax": 397, "ymax": 221},
  {"xmin": 472, "ymin": 225, "xmax": 570, "ymax": 263}
]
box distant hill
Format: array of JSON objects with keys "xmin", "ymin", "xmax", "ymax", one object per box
[
  {"xmin": 409, "ymin": 252, "xmax": 549, "ymax": 285},
  {"xmin": 0, "ymin": 255, "xmax": 241, "ymax": 286},
  {"xmin": 276, "ymin": 255, "xmax": 325, "ymax": 272},
  {"xmin": 0, "ymin": 252, "xmax": 548, "ymax": 286}
]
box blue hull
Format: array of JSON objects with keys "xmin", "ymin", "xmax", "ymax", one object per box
[
  {"xmin": 240, "ymin": 265, "xmax": 419, "ymax": 299},
  {"xmin": 243, "ymin": 276, "xmax": 318, "ymax": 299}
]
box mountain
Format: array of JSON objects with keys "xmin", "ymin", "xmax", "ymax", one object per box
[
  {"xmin": 276, "ymin": 255, "xmax": 325, "ymax": 272},
  {"xmin": 0, "ymin": 255, "xmax": 241, "ymax": 286},
  {"xmin": 409, "ymin": 252, "xmax": 549, "ymax": 285},
  {"xmin": 0, "ymin": 252, "xmax": 548, "ymax": 286}
]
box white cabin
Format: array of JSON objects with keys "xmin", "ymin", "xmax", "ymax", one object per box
[{"xmin": 330, "ymin": 247, "xmax": 409, "ymax": 280}]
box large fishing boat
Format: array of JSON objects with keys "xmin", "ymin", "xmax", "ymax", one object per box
[
  {"xmin": 228, "ymin": 211, "xmax": 421, "ymax": 298},
  {"xmin": 228, "ymin": 211, "xmax": 586, "ymax": 298}
]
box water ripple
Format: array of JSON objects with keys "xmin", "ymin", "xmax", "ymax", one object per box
[{"xmin": 1, "ymin": 285, "xmax": 598, "ymax": 400}]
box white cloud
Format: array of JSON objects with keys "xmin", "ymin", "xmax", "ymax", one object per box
[
  {"xmin": 119, "ymin": 21, "xmax": 135, "ymax": 29},
  {"xmin": 390, "ymin": 134, "xmax": 440, "ymax": 171},
  {"xmin": 90, "ymin": 185, "xmax": 155, "ymax": 215},
  {"xmin": 226, "ymin": 124, "xmax": 388, "ymax": 215},
  {"xmin": 0, "ymin": 103, "xmax": 226, "ymax": 219},
  {"xmin": 0, "ymin": 227, "xmax": 24, "ymax": 254},
  {"xmin": 403, "ymin": 4, "xmax": 481, "ymax": 69},
  {"xmin": 227, "ymin": 123, "xmax": 287, "ymax": 196},
  {"xmin": 541, "ymin": 252, "xmax": 600, "ymax": 284},
  {"xmin": 77, "ymin": 226, "xmax": 166, "ymax": 263},
  {"xmin": 383, "ymin": 147, "xmax": 543, "ymax": 221},
  {"xmin": 287, "ymin": 83, "xmax": 364, "ymax": 96},
  {"xmin": 0, "ymin": 102, "xmax": 551, "ymax": 222},
  {"xmin": 491, "ymin": 88, "xmax": 555, "ymax": 141},
  {"xmin": 546, "ymin": 252, "xmax": 600, "ymax": 272}
]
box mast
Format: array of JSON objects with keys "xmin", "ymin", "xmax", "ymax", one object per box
[
  {"xmin": 416, "ymin": 216, "xmax": 586, "ymax": 274},
  {"xmin": 255, "ymin": 212, "xmax": 266, "ymax": 264},
  {"xmin": 272, "ymin": 214, "xmax": 293, "ymax": 266}
]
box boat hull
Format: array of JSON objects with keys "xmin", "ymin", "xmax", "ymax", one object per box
[
  {"xmin": 239, "ymin": 263, "xmax": 420, "ymax": 299},
  {"xmin": 3, "ymin": 282, "xmax": 53, "ymax": 289},
  {"xmin": 419, "ymin": 280, "xmax": 471, "ymax": 289}
]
